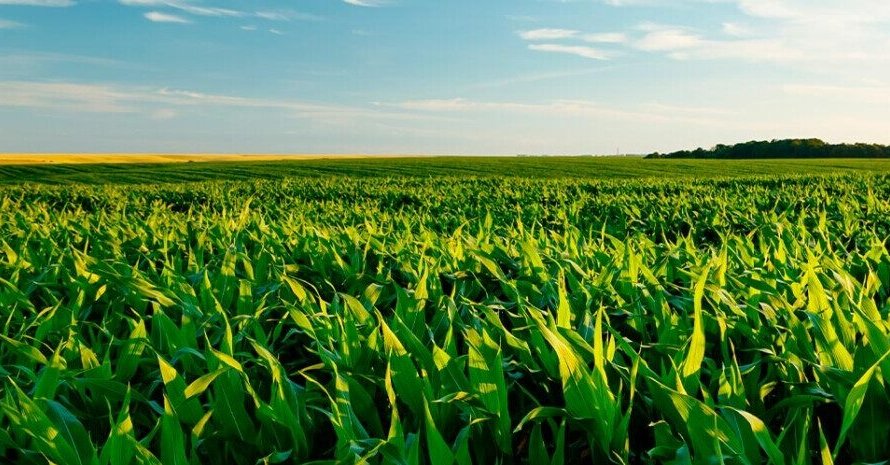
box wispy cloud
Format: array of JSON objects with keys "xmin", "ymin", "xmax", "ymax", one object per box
[
  {"xmin": 528, "ymin": 44, "xmax": 610, "ymax": 60},
  {"xmin": 586, "ymin": 0, "xmax": 890, "ymax": 64},
  {"xmin": 255, "ymin": 10, "xmax": 322, "ymax": 21},
  {"xmin": 0, "ymin": 81, "xmax": 442, "ymax": 127},
  {"xmin": 144, "ymin": 11, "xmax": 190, "ymax": 23},
  {"xmin": 784, "ymin": 84, "xmax": 890, "ymax": 104},
  {"xmin": 0, "ymin": 51, "xmax": 138, "ymax": 80},
  {"xmin": 0, "ymin": 19, "xmax": 25, "ymax": 29},
  {"xmin": 254, "ymin": 11, "xmax": 285, "ymax": 21},
  {"xmin": 376, "ymin": 96, "xmax": 745, "ymax": 153},
  {"xmin": 0, "ymin": 0, "xmax": 73, "ymax": 6},
  {"xmin": 343, "ymin": 0, "xmax": 388, "ymax": 6},
  {"xmin": 0, "ymin": 81, "xmax": 145, "ymax": 112},
  {"xmin": 468, "ymin": 68, "xmax": 620, "ymax": 90},
  {"xmin": 150, "ymin": 108, "xmax": 177, "ymax": 120},
  {"xmin": 119, "ymin": 0, "xmax": 320, "ymax": 24},
  {"xmin": 720, "ymin": 22, "xmax": 751, "ymax": 37},
  {"xmin": 582, "ymin": 32, "xmax": 627, "ymax": 44},
  {"xmin": 519, "ymin": 28, "xmax": 579, "ymax": 40},
  {"xmin": 520, "ymin": 28, "xmax": 627, "ymax": 44},
  {"xmin": 385, "ymin": 97, "xmax": 731, "ymax": 125},
  {"xmin": 518, "ymin": 27, "xmax": 625, "ymax": 59},
  {"xmin": 634, "ymin": 25, "xmax": 702, "ymax": 51},
  {"xmin": 120, "ymin": 0, "xmax": 239, "ymax": 17},
  {"xmin": 0, "ymin": 51, "xmax": 124, "ymax": 68},
  {"xmin": 599, "ymin": 0, "xmax": 650, "ymax": 5}
]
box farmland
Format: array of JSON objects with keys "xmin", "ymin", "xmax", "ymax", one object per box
[
  {"xmin": 3, "ymin": 156, "xmax": 890, "ymax": 184},
  {"xmin": 2, "ymin": 158, "xmax": 890, "ymax": 464}
]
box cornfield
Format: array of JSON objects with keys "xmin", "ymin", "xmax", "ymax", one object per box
[{"xmin": 2, "ymin": 174, "xmax": 890, "ymax": 464}]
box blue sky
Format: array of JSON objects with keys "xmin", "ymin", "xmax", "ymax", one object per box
[{"xmin": 1, "ymin": 0, "xmax": 889, "ymax": 154}]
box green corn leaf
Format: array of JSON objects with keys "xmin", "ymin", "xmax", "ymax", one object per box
[
  {"xmin": 834, "ymin": 347, "xmax": 890, "ymax": 456},
  {"xmin": 184, "ymin": 368, "xmax": 227, "ymax": 399},
  {"xmin": 724, "ymin": 407, "xmax": 785, "ymax": 465},
  {"xmin": 467, "ymin": 329, "xmax": 511, "ymax": 453},
  {"xmin": 160, "ymin": 397, "xmax": 189, "ymax": 465},
  {"xmin": 423, "ymin": 398, "xmax": 454, "ymax": 465},
  {"xmin": 682, "ymin": 262, "xmax": 711, "ymax": 378},
  {"xmin": 819, "ymin": 421, "xmax": 834, "ymax": 465}
]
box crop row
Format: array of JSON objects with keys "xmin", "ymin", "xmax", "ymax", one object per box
[{"xmin": 1, "ymin": 174, "xmax": 889, "ymax": 464}]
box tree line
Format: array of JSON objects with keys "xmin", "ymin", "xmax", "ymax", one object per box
[{"xmin": 646, "ymin": 139, "xmax": 890, "ymax": 159}]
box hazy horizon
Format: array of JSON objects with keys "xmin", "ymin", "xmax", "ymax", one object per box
[{"xmin": 1, "ymin": 0, "xmax": 889, "ymax": 155}]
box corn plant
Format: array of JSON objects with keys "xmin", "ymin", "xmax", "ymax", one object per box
[{"xmin": 1, "ymin": 173, "xmax": 889, "ymax": 464}]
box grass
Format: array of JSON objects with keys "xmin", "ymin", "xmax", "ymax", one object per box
[
  {"xmin": 1, "ymin": 155, "xmax": 890, "ymax": 184},
  {"xmin": 1, "ymin": 162, "xmax": 890, "ymax": 464}
]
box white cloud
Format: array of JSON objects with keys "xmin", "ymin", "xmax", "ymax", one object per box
[
  {"xmin": 386, "ymin": 97, "xmax": 731, "ymax": 126},
  {"xmin": 614, "ymin": 21, "xmax": 809, "ymax": 61},
  {"xmin": 665, "ymin": 38, "xmax": 801, "ymax": 61},
  {"xmin": 535, "ymin": 1, "xmax": 890, "ymax": 65},
  {"xmin": 393, "ymin": 98, "xmax": 478, "ymax": 112},
  {"xmin": 784, "ymin": 84, "xmax": 890, "ymax": 104},
  {"xmin": 0, "ymin": 19, "xmax": 25, "ymax": 29},
  {"xmin": 529, "ymin": 44, "xmax": 610, "ymax": 60},
  {"xmin": 582, "ymin": 32, "xmax": 627, "ymax": 43},
  {"xmin": 255, "ymin": 10, "xmax": 322, "ymax": 22},
  {"xmin": 121, "ymin": 0, "xmax": 239, "ymax": 17},
  {"xmin": 468, "ymin": 68, "xmax": 614, "ymax": 90},
  {"xmin": 720, "ymin": 22, "xmax": 751, "ymax": 37},
  {"xmin": 150, "ymin": 108, "xmax": 177, "ymax": 120},
  {"xmin": 0, "ymin": 0, "xmax": 73, "ymax": 6},
  {"xmin": 0, "ymin": 51, "xmax": 124, "ymax": 69},
  {"xmin": 735, "ymin": 0, "xmax": 798, "ymax": 20},
  {"xmin": 0, "ymin": 81, "xmax": 440, "ymax": 128},
  {"xmin": 519, "ymin": 28, "xmax": 579, "ymax": 40},
  {"xmin": 120, "ymin": 0, "xmax": 320, "ymax": 21},
  {"xmin": 601, "ymin": 0, "xmax": 647, "ymax": 5},
  {"xmin": 0, "ymin": 81, "xmax": 143, "ymax": 112},
  {"xmin": 255, "ymin": 11, "xmax": 289, "ymax": 21},
  {"xmin": 516, "ymin": 28, "xmax": 625, "ymax": 60},
  {"xmin": 343, "ymin": 0, "xmax": 388, "ymax": 6},
  {"xmin": 634, "ymin": 27, "xmax": 702, "ymax": 51},
  {"xmin": 144, "ymin": 11, "xmax": 190, "ymax": 23},
  {"xmin": 599, "ymin": 0, "xmax": 890, "ymax": 24}
]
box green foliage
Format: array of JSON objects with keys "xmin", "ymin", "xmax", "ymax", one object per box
[
  {"xmin": 1, "ymin": 172, "xmax": 890, "ymax": 464},
  {"xmin": 4, "ymin": 156, "xmax": 890, "ymax": 185},
  {"xmin": 647, "ymin": 138, "xmax": 890, "ymax": 159}
]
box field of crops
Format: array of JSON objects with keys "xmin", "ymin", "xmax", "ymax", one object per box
[
  {"xmin": 2, "ymin": 166, "xmax": 890, "ymax": 464},
  {"xmin": 4, "ymin": 156, "xmax": 890, "ymax": 184}
]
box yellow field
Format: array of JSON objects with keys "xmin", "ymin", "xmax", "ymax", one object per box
[{"xmin": 0, "ymin": 154, "xmax": 390, "ymax": 165}]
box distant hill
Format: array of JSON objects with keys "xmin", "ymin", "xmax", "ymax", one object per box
[{"xmin": 646, "ymin": 139, "xmax": 890, "ymax": 159}]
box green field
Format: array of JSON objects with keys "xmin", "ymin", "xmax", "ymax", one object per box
[
  {"xmin": 4, "ymin": 156, "xmax": 890, "ymax": 184},
  {"xmin": 2, "ymin": 158, "xmax": 890, "ymax": 464}
]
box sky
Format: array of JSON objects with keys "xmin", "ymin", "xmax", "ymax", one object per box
[{"xmin": 1, "ymin": 0, "xmax": 890, "ymax": 155}]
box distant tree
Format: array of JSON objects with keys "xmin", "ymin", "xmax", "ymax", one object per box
[{"xmin": 648, "ymin": 139, "xmax": 890, "ymax": 159}]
